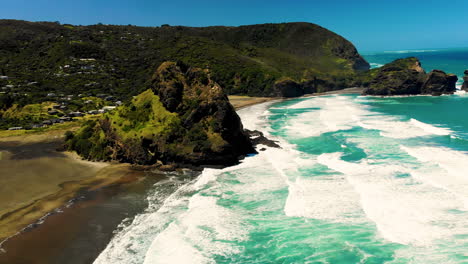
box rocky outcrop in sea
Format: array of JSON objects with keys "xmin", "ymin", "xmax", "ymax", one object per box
[
  {"xmin": 363, "ymin": 57, "xmax": 457, "ymax": 96},
  {"xmin": 461, "ymin": 70, "xmax": 468, "ymax": 91}
]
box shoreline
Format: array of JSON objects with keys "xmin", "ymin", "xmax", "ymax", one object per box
[
  {"xmin": 228, "ymin": 87, "xmax": 364, "ymax": 110},
  {"xmin": 228, "ymin": 95, "xmax": 279, "ymax": 110},
  {"xmin": 0, "ymin": 87, "xmax": 362, "ymax": 262}
]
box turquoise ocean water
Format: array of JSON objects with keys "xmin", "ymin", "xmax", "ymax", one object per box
[
  {"xmin": 93, "ymin": 52, "xmax": 468, "ymax": 264},
  {"xmin": 362, "ymin": 48, "xmax": 468, "ymax": 87}
]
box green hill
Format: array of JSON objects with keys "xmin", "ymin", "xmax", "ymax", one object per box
[{"xmin": 0, "ymin": 20, "xmax": 369, "ymax": 104}]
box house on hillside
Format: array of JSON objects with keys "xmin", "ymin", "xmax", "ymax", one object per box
[
  {"xmin": 102, "ymin": 106, "xmax": 116, "ymax": 112},
  {"xmin": 51, "ymin": 119, "xmax": 64, "ymax": 124},
  {"xmin": 59, "ymin": 117, "xmax": 72, "ymax": 122},
  {"xmin": 69, "ymin": 112, "xmax": 84, "ymax": 117}
]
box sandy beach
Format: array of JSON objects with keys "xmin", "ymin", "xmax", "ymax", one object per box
[{"xmin": 228, "ymin": 95, "xmax": 278, "ymax": 109}]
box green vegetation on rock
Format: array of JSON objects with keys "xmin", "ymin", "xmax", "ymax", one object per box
[
  {"xmin": 66, "ymin": 61, "xmax": 254, "ymax": 166},
  {"xmin": 363, "ymin": 57, "xmax": 457, "ymax": 96}
]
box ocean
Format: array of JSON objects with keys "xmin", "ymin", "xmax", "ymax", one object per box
[{"xmin": 92, "ymin": 50, "xmax": 468, "ymax": 264}]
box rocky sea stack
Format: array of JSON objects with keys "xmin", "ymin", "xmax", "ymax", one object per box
[
  {"xmin": 65, "ymin": 61, "xmax": 255, "ymax": 167},
  {"xmin": 461, "ymin": 70, "xmax": 468, "ymax": 91},
  {"xmin": 363, "ymin": 57, "xmax": 457, "ymax": 96}
]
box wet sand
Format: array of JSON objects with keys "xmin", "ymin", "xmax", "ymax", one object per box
[
  {"xmin": 228, "ymin": 95, "xmax": 278, "ymax": 109},
  {"xmin": 0, "ymin": 132, "xmax": 141, "ymax": 244},
  {"xmin": 0, "ymin": 173, "xmax": 166, "ymax": 264},
  {"xmin": 0, "ymin": 123, "xmax": 198, "ymax": 264}
]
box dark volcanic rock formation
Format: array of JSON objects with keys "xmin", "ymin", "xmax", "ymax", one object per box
[
  {"xmin": 461, "ymin": 70, "xmax": 468, "ymax": 91},
  {"xmin": 270, "ymin": 77, "xmax": 348, "ymax": 97},
  {"xmin": 66, "ymin": 61, "xmax": 255, "ymax": 166},
  {"xmin": 363, "ymin": 57, "xmax": 457, "ymax": 96},
  {"xmin": 245, "ymin": 129, "xmax": 281, "ymax": 148},
  {"xmin": 272, "ymin": 80, "xmax": 304, "ymax": 97},
  {"xmin": 363, "ymin": 57, "xmax": 426, "ymax": 95},
  {"xmin": 421, "ymin": 70, "xmax": 457, "ymax": 95}
]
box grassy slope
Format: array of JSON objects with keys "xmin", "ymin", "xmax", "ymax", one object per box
[{"xmin": 67, "ymin": 88, "xmax": 228, "ymax": 163}]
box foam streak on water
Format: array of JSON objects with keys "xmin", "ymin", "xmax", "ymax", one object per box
[{"xmin": 95, "ymin": 94, "xmax": 468, "ymax": 264}]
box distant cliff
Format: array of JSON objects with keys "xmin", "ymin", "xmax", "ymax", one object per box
[
  {"xmin": 65, "ymin": 62, "xmax": 254, "ymax": 166},
  {"xmin": 363, "ymin": 57, "xmax": 457, "ymax": 96},
  {"xmin": 0, "ymin": 20, "xmax": 369, "ymax": 101}
]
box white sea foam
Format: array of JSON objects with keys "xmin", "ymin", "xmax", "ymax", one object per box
[
  {"xmin": 264, "ymin": 144, "xmax": 362, "ymax": 222},
  {"xmin": 358, "ymin": 116, "xmax": 452, "ymax": 139},
  {"xmin": 369, "ymin": 62, "xmax": 384, "ymax": 69},
  {"xmin": 93, "ymin": 176, "xmax": 201, "ymax": 264},
  {"xmin": 284, "ymin": 96, "xmax": 452, "ymax": 140},
  {"xmin": 454, "ymin": 89, "xmax": 467, "ymax": 96},
  {"xmin": 383, "ymin": 49, "xmax": 439, "ymax": 54},
  {"xmin": 95, "ymin": 94, "xmax": 468, "ymax": 263},
  {"xmin": 142, "ymin": 140, "xmax": 319, "ymax": 263},
  {"xmin": 401, "ymin": 146, "xmax": 468, "ymax": 209},
  {"xmin": 236, "ymin": 100, "xmax": 275, "ymax": 131},
  {"xmin": 94, "ymin": 100, "xmax": 281, "ymax": 264},
  {"xmin": 284, "ymin": 174, "xmax": 365, "ymax": 222},
  {"xmin": 244, "ymin": 100, "xmax": 368, "ymax": 223},
  {"xmin": 143, "ymin": 194, "xmax": 248, "ymax": 264},
  {"xmin": 409, "ymin": 119, "xmax": 452, "ymax": 135},
  {"xmin": 284, "ymin": 96, "xmax": 368, "ymax": 138},
  {"xmin": 317, "ymin": 152, "xmax": 468, "ymax": 246}
]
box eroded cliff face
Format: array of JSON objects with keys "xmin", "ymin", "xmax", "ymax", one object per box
[
  {"xmin": 66, "ymin": 62, "xmax": 255, "ymax": 167},
  {"xmin": 363, "ymin": 57, "xmax": 457, "ymax": 96}
]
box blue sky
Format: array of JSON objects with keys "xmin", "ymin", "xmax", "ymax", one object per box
[{"xmin": 2, "ymin": 0, "xmax": 467, "ymax": 51}]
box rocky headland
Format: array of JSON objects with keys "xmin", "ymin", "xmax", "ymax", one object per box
[
  {"xmin": 65, "ymin": 61, "xmax": 256, "ymax": 167},
  {"xmin": 363, "ymin": 57, "xmax": 457, "ymax": 96}
]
